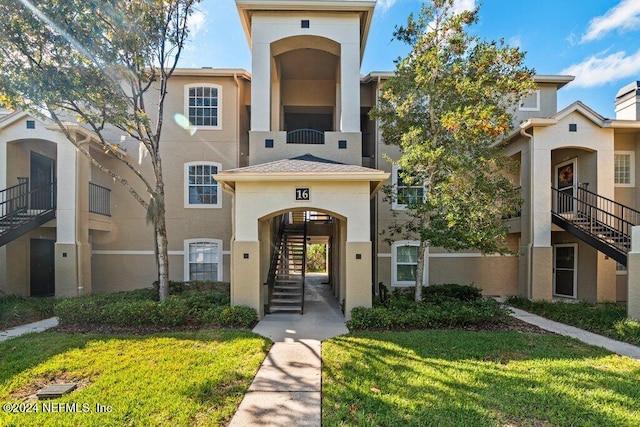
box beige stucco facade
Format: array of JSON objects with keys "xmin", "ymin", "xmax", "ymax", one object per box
[{"xmin": 3, "ymin": 0, "xmax": 640, "ymax": 321}]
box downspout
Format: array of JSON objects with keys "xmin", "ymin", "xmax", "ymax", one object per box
[
  {"xmin": 374, "ymin": 75, "xmax": 382, "ymax": 293},
  {"xmin": 233, "ymin": 72, "xmax": 241, "ymax": 166},
  {"xmin": 75, "ymin": 132, "xmax": 84, "ymax": 296},
  {"xmin": 520, "ymin": 126, "xmax": 534, "ymax": 299}
]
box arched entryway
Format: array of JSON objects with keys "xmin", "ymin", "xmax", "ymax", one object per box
[
  {"xmin": 258, "ymin": 209, "xmax": 343, "ymax": 315},
  {"xmin": 216, "ymin": 154, "xmax": 388, "ymax": 320}
]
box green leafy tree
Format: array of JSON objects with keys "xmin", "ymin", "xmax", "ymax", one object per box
[
  {"xmin": 0, "ymin": 0, "xmax": 201, "ymax": 301},
  {"xmin": 372, "ymin": 0, "xmax": 535, "ymax": 302}
]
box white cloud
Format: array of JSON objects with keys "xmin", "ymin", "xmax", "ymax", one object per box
[
  {"xmin": 376, "ymin": 0, "xmax": 400, "ymax": 13},
  {"xmin": 188, "ymin": 10, "xmax": 206, "ymax": 37},
  {"xmin": 450, "ymin": 0, "xmax": 476, "ymax": 15},
  {"xmin": 560, "ymin": 49, "xmax": 640, "ymax": 88},
  {"xmin": 581, "ymin": 0, "xmax": 640, "ymax": 43}
]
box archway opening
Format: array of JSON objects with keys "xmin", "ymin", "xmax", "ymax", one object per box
[{"xmin": 261, "ymin": 209, "xmax": 344, "ymax": 315}]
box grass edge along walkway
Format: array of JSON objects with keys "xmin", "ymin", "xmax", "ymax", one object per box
[{"xmin": 0, "ymin": 329, "xmax": 271, "ymax": 426}]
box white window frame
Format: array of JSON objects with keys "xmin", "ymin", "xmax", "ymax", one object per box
[
  {"xmin": 184, "ymin": 83, "xmax": 222, "ymax": 130},
  {"xmin": 518, "ymin": 90, "xmax": 540, "ymax": 112},
  {"xmin": 184, "ymin": 161, "xmax": 222, "ymax": 208},
  {"xmin": 614, "ymin": 151, "xmax": 635, "ymax": 187},
  {"xmin": 391, "ymin": 165, "xmax": 426, "ymax": 210},
  {"xmin": 184, "ymin": 238, "xmax": 223, "ymax": 282},
  {"xmin": 391, "ymin": 240, "xmax": 428, "ymax": 287}
]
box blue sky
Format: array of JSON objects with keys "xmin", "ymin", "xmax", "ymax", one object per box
[{"xmin": 179, "ymin": 0, "xmax": 640, "ymax": 119}]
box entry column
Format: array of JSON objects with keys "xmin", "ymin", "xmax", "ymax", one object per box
[{"xmin": 55, "ymin": 136, "xmax": 91, "ymax": 297}]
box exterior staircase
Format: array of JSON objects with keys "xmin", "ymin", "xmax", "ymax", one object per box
[
  {"xmin": 266, "ymin": 214, "xmax": 308, "ymax": 314},
  {"xmin": 551, "ymin": 186, "xmax": 640, "ymax": 266},
  {"xmin": 0, "ymin": 179, "xmax": 56, "ymax": 247}
]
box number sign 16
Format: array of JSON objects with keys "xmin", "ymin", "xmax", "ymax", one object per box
[{"xmin": 295, "ymin": 187, "xmax": 310, "ymax": 201}]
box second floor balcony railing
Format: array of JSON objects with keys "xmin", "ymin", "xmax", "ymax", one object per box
[
  {"xmin": 89, "ymin": 182, "xmax": 111, "ymax": 217},
  {"xmin": 286, "ymin": 129, "xmax": 325, "ymax": 145}
]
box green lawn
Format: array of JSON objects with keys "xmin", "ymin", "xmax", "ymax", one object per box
[
  {"xmin": 323, "ymin": 330, "xmax": 640, "ymax": 426},
  {"xmin": 0, "ymin": 330, "xmax": 270, "ymax": 426}
]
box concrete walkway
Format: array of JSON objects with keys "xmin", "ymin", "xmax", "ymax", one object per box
[
  {"xmin": 0, "ymin": 317, "xmax": 58, "ymax": 342},
  {"xmin": 510, "ymin": 306, "xmax": 640, "ymax": 359},
  {"xmin": 229, "ymin": 273, "xmax": 347, "ymax": 427}
]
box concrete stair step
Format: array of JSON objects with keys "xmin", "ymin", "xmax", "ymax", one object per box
[
  {"xmin": 269, "ymin": 306, "xmax": 302, "ymax": 313},
  {"xmin": 271, "ymin": 298, "xmax": 303, "ymax": 304}
]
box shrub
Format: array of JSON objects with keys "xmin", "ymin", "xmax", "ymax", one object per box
[
  {"xmin": 348, "ymin": 298, "xmax": 510, "ymax": 331},
  {"xmin": 152, "ymin": 280, "xmax": 230, "ymax": 295},
  {"xmin": 422, "ymin": 284, "xmax": 482, "ymax": 303},
  {"xmin": 1, "ymin": 295, "xmax": 57, "ymax": 329},
  {"xmin": 54, "ymin": 286, "xmax": 256, "ymax": 328},
  {"xmin": 613, "ymin": 318, "xmax": 640, "ymax": 346},
  {"xmin": 507, "ymin": 297, "xmax": 638, "ymax": 345}
]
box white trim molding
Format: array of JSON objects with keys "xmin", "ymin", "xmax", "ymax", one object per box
[
  {"xmin": 184, "ymin": 238, "xmax": 223, "ymax": 282},
  {"xmin": 614, "ymin": 151, "xmax": 635, "ymax": 187},
  {"xmin": 391, "ymin": 165, "xmax": 426, "ymax": 210},
  {"xmin": 184, "ymin": 83, "xmax": 222, "ymax": 130},
  {"xmin": 184, "ymin": 161, "xmax": 222, "ymax": 208},
  {"xmin": 391, "ymin": 240, "xmax": 428, "ymax": 287}
]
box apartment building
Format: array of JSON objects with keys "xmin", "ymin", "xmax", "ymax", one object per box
[{"xmin": 1, "ymin": 0, "xmax": 640, "ymax": 320}]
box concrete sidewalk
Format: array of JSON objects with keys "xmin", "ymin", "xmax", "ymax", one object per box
[
  {"xmin": 0, "ymin": 317, "xmax": 58, "ymax": 342},
  {"xmin": 510, "ymin": 307, "xmax": 640, "ymax": 359},
  {"xmin": 229, "ymin": 274, "xmax": 347, "ymax": 427}
]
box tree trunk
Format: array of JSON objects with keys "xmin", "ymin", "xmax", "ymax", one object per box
[
  {"xmin": 414, "ymin": 240, "xmax": 428, "ymax": 302},
  {"xmin": 155, "ymin": 208, "xmax": 170, "ymax": 302}
]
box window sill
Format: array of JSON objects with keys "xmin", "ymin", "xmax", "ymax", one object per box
[{"xmin": 184, "ymin": 204, "xmax": 222, "ymax": 209}]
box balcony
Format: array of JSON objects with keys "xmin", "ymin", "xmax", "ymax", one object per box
[
  {"xmin": 88, "ymin": 182, "xmax": 111, "ymax": 231},
  {"xmin": 249, "ymin": 129, "xmax": 362, "ymax": 166}
]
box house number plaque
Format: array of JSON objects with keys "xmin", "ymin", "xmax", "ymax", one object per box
[{"xmin": 295, "ymin": 187, "xmax": 310, "ymax": 201}]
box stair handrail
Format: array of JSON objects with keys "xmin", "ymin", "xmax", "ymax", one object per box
[
  {"xmin": 266, "ymin": 215, "xmax": 288, "ymax": 310},
  {"xmin": 552, "ymin": 187, "xmax": 633, "ymax": 253},
  {"xmin": 301, "ymin": 213, "xmax": 308, "ymax": 315},
  {"xmin": 0, "ymin": 179, "xmax": 29, "ymax": 218},
  {"xmin": 0, "ymin": 181, "xmax": 56, "ymax": 247},
  {"xmin": 577, "ymin": 186, "xmax": 640, "ymax": 226}
]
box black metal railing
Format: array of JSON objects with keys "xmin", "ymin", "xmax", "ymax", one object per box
[
  {"xmin": 89, "ymin": 182, "xmax": 111, "ymax": 216},
  {"xmin": 266, "ymin": 215, "xmax": 288, "ymax": 308},
  {"xmin": 286, "ymin": 129, "xmax": 325, "ymax": 144},
  {"xmin": 0, "ymin": 178, "xmax": 29, "ymax": 219},
  {"xmin": 576, "ymin": 186, "xmax": 640, "ymax": 229},
  {"xmin": 305, "ymin": 212, "xmax": 332, "ymax": 223},
  {"xmin": 552, "ymin": 187, "xmax": 637, "ymax": 264},
  {"xmin": 0, "ymin": 179, "xmax": 56, "ymax": 247},
  {"xmin": 301, "ymin": 217, "xmax": 308, "ymax": 315}
]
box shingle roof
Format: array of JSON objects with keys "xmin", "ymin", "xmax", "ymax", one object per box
[{"xmin": 226, "ymin": 154, "xmax": 379, "ymax": 174}]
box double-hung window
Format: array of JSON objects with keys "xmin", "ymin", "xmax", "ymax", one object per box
[
  {"xmin": 185, "ymin": 84, "xmax": 221, "ymax": 128},
  {"xmin": 614, "ymin": 151, "xmax": 634, "ymax": 187},
  {"xmin": 184, "ymin": 239, "xmax": 222, "ymax": 281},
  {"xmin": 184, "ymin": 161, "xmax": 221, "ymax": 208},
  {"xmin": 392, "ymin": 165, "xmax": 425, "ymax": 209},
  {"xmin": 391, "ymin": 241, "xmax": 427, "ymax": 286}
]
